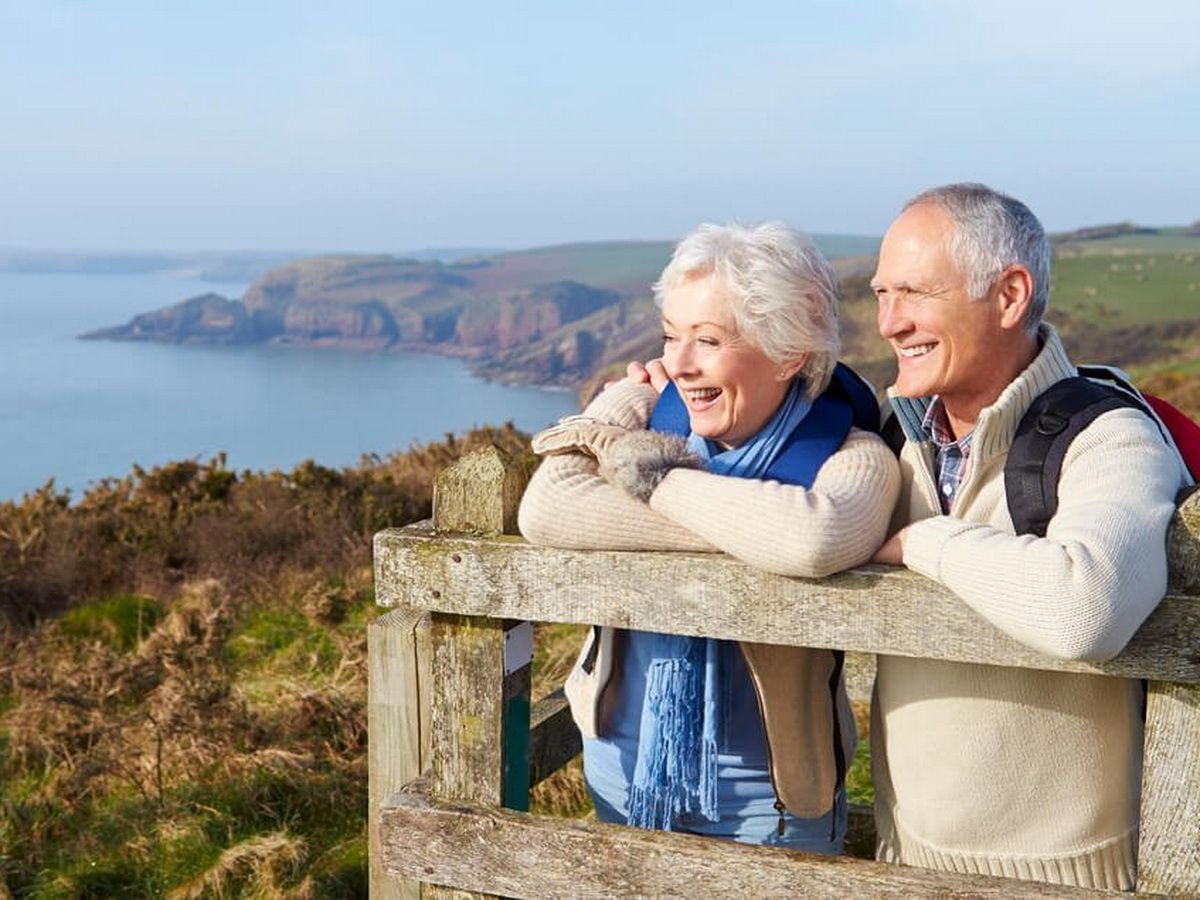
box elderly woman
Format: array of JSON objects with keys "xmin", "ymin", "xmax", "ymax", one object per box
[{"xmin": 518, "ymin": 222, "xmax": 900, "ymax": 852}]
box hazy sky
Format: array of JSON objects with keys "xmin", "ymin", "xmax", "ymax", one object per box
[{"xmin": 2, "ymin": 1, "xmax": 1197, "ymax": 253}]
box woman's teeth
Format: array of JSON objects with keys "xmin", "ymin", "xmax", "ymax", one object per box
[{"xmin": 687, "ymin": 388, "xmax": 721, "ymax": 401}]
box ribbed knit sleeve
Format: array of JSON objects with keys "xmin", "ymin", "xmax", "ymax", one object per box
[
  {"xmin": 518, "ymin": 379, "xmax": 902, "ymax": 569},
  {"xmin": 902, "ymin": 407, "xmax": 1185, "ymax": 660},
  {"xmin": 648, "ymin": 429, "xmax": 900, "ymax": 577},
  {"xmin": 517, "ymin": 380, "xmax": 717, "ymax": 552}
]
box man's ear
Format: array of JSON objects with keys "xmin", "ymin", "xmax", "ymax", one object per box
[{"xmin": 995, "ymin": 264, "xmax": 1034, "ymax": 330}]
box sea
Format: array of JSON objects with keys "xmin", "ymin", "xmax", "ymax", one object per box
[{"xmin": 0, "ymin": 270, "xmax": 579, "ymax": 502}]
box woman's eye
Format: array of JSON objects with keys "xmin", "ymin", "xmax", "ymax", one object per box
[
  {"xmin": 698, "ymin": 337, "xmax": 719, "ymax": 347},
  {"xmin": 662, "ymin": 333, "xmax": 676, "ymax": 343}
]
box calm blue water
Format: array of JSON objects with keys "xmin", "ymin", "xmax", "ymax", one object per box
[{"xmin": 0, "ymin": 271, "xmax": 578, "ymax": 501}]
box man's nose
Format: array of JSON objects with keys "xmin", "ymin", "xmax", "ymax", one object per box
[{"xmin": 876, "ymin": 296, "xmax": 909, "ymax": 340}]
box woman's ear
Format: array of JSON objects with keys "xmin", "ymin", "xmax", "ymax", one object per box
[{"xmin": 777, "ymin": 353, "xmax": 809, "ymax": 381}]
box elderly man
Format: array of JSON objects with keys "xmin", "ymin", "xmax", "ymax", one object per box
[{"xmin": 868, "ymin": 183, "xmax": 1191, "ymax": 890}]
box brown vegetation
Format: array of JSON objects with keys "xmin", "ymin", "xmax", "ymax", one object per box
[{"xmin": 0, "ymin": 425, "xmax": 533, "ymax": 897}]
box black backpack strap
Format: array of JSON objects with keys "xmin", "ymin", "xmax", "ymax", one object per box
[
  {"xmin": 881, "ymin": 410, "xmax": 906, "ymax": 457},
  {"xmin": 1006, "ymin": 377, "xmax": 1147, "ymax": 537}
]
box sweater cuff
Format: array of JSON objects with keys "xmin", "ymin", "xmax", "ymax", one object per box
[
  {"xmin": 581, "ymin": 380, "xmax": 660, "ymax": 430},
  {"xmin": 901, "ymin": 515, "xmax": 977, "ymax": 581}
]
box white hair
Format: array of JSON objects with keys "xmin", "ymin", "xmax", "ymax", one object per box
[
  {"xmin": 652, "ymin": 221, "xmax": 841, "ymax": 398},
  {"xmin": 904, "ymin": 183, "xmax": 1051, "ymax": 332}
]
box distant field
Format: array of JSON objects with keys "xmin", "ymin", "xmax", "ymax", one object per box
[
  {"xmin": 481, "ymin": 233, "xmax": 882, "ymax": 295},
  {"xmin": 1055, "ymin": 227, "xmax": 1200, "ymax": 255},
  {"xmin": 481, "ymin": 241, "xmax": 673, "ymax": 294},
  {"xmin": 1050, "ymin": 232, "xmax": 1200, "ymax": 326}
]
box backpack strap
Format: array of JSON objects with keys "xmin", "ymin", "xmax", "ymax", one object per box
[
  {"xmin": 880, "ymin": 410, "xmax": 906, "ymax": 457},
  {"xmin": 1006, "ymin": 377, "xmax": 1148, "ymax": 537}
]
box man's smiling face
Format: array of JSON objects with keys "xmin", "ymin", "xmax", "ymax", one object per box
[{"xmin": 871, "ymin": 202, "xmax": 1009, "ymax": 422}]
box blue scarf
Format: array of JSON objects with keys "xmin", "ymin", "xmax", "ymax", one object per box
[{"xmin": 626, "ymin": 366, "xmax": 877, "ymax": 831}]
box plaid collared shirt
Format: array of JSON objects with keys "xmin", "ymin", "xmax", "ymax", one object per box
[{"xmin": 922, "ymin": 398, "xmax": 974, "ymax": 514}]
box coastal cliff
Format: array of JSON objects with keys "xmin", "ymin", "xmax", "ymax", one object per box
[{"xmin": 82, "ymin": 246, "xmax": 671, "ymax": 387}]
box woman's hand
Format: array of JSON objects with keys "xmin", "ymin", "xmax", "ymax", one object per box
[{"xmin": 625, "ymin": 358, "xmax": 670, "ymax": 393}]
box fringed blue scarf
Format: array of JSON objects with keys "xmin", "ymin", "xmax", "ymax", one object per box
[{"xmin": 626, "ymin": 380, "xmax": 815, "ymax": 830}]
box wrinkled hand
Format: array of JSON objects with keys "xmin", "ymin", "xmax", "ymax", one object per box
[
  {"xmin": 530, "ymin": 416, "xmax": 632, "ymax": 461},
  {"xmin": 625, "ymin": 358, "xmax": 670, "ymax": 393},
  {"xmin": 870, "ymin": 528, "xmax": 908, "ymax": 566}
]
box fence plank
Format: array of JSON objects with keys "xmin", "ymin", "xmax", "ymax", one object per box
[
  {"xmin": 368, "ymin": 607, "xmax": 431, "ymax": 900},
  {"xmin": 1137, "ymin": 680, "xmax": 1200, "ymax": 894},
  {"xmin": 380, "ymin": 781, "xmax": 1105, "ymax": 898},
  {"xmin": 528, "ymin": 689, "xmax": 581, "ymax": 787},
  {"xmin": 375, "ymin": 525, "xmax": 1200, "ymax": 684}
]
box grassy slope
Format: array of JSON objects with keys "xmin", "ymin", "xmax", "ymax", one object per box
[
  {"xmin": 474, "ymin": 234, "xmax": 881, "ymax": 295},
  {"xmin": 1051, "ymin": 251, "xmax": 1200, "ymax": 325}
]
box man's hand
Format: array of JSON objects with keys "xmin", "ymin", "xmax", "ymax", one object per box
[
  {"xmin": 626, "ymin": 359, "xmax": 670, "ymax": 393},
  {"xmin": 871, "ymin": 527, "xmax": 909, "ymax": 566}
]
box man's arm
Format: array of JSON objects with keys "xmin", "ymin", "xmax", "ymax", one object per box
[{"xmin": 900, "ymin": 408, "xmax": 1185, "ymax": 660}]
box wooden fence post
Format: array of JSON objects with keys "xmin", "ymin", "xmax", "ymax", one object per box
[
  {"xmin": 422, "ymin": 446, "xmax": 535, "ymax": 898},
  {"xmin": 429, "ymin": 445, "xmax": 534, "ymax": 808},
  {"xmin": 368, "ymin": 607, "xmax": 431, "ymax": 900},
  {"xmin": 1137, "ymin": 490, "xmax": 1200, "ymax": 894},
  {"xmin": 1137, "ymin": 680, "xmax": 1200, "ymax": 894}
]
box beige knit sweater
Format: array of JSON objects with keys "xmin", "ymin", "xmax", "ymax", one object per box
[
  {"xmin": 518, "ymin": 379, "xmax": 901, "ymax": 577},
  {"xmin": 874, "ymin": 326, "xmax": 1191, "ymax": 890}
]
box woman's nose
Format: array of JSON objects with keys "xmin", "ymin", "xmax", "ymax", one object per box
[{"xmin": 664, "ymin": 342, "xmax": 698, "ymax": 379}]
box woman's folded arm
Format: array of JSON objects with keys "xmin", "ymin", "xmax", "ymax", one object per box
[{"xmin": 647, "ymin": 429, "xmax": 900, "ymax": 577}]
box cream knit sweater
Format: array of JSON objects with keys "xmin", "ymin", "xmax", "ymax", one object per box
[
  {"xmin": 518, "ymin": 379, "xmax": 901, "ymax": 578},
  {"xmin": 875, "ymin": 326, "xmax": 1191, "ymax": 890}
]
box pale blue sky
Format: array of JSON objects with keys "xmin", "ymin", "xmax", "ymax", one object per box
[{"xmin": 2, "ymin": 0, "xmax": 1197, "ymax": 252}]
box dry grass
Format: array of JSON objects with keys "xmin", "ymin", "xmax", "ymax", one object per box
[
  {"xmin": 0, "ymin": 425, "xmax": 538, "ymax": 898},
  {"xmin": 168, "ymin": 832, "xmax": 308, "ymax": 900}
]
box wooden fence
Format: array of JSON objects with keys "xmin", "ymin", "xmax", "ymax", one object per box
[{"xmin": 369, "ymin": 446, "xmax": 1200, "ymax": 897}]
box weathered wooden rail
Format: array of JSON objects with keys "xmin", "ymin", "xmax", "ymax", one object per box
[{"xmin": 369, "ymin": 446, "xmax": 1200, "ymax": 897}]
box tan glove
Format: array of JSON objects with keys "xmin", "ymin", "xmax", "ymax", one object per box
[{"xmin": 530, "ymin": 416, "xmax": 633, "ymax": 460}]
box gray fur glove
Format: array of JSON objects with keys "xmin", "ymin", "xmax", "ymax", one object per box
[{"xmin": 597, "ymin": 430, "xmax": 704, "ymax": 502}]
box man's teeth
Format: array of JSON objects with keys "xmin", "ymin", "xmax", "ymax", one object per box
[
  {"xmin": 898, "ymin": 343, "xmax": 935, "ymax": 358},
  {"xmin": 687, "ymin": 388, "xmax": 721, "ymax": 401}
]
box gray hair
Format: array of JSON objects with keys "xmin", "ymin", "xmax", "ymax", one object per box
[
  {"xmin": 652, "ymin": 221, "xmax": 841, "ymax": 398},
  {"xmin": 904, "ymin": 183, "xmax": 1051, "ymax": 332}
]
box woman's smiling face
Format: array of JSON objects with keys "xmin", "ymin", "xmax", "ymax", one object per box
[{"xmin": 661, "ymin": 275, "xmax": 801, "ymax": 449}]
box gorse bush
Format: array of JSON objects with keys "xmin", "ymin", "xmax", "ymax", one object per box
[{"xmin": 0, "ymin": 424, "xmax": 536, "ymax": 898}]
